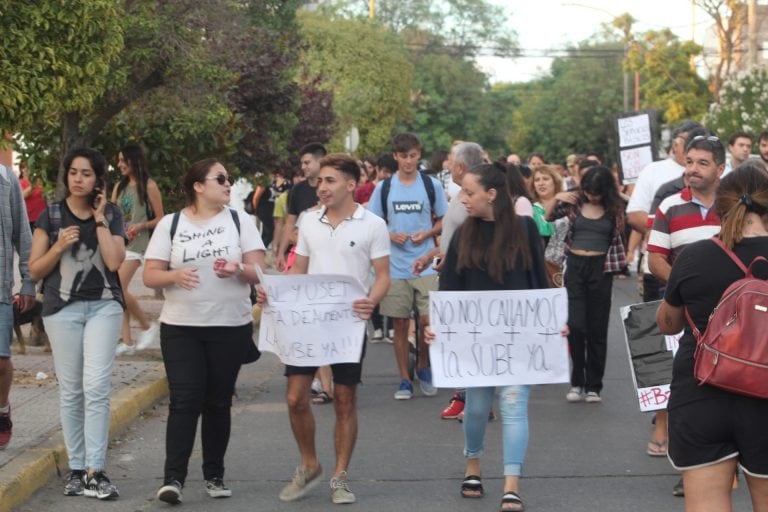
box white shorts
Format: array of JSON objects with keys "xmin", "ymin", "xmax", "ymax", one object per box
[{"xmin": 125, "ymin": 250, "xmax": 144, "ymax": 262}]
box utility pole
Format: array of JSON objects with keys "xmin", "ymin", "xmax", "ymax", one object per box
[
  {"xmin": 369, "ymin": 0, "xmax": 374, "ymax": 18},
  {"xmin": 748, "ymin": 0, "xmax": 758, "ymax": 68}
]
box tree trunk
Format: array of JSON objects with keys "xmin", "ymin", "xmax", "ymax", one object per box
[{"xmin": 56, "ymin": 112, "xmax": 86, "ymax": 200}]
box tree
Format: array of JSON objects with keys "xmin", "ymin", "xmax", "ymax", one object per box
[
  {"xmin": 297, "ymin": 12, "xmax": 413, "ymax": 156},
  {"xmin": 704, "ymin": 67, "xmax": 768, "ymax": 141},
  {"xmin": 0, "ymin": 1, "xmax": 123, "ymax": 134},
  {"xmin": 626, "ymin": 29, "xmax": 710, "ymax": 123},
  {"xmin": 504, "ymin": 42, "xmax": 625, "ymax": 163},
  {"xmin": 696, "ymin": 0, "xmax": 748, "ymax": 99},
  {"xmin": 319, "ymin": 0, "xmax": 516, "ymax": 57}
]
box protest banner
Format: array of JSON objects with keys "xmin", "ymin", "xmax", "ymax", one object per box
[
  {"xmin": 428, "ymin": 289, "xmax": 570, "ymax": 388},
  {"xmin": 257, "ymin": 271, "xmax": 367, "ymax": 366},
  {"xmin": 613, "ymin": 109, "xmax": 659, "ymax": 185},
  {"xmin": 620, "ymin": 300, "xmax": 682, "ymax": 412}
]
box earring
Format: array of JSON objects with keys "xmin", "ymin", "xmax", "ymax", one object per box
[{"xmin": 488, "ymin": 200, "xmax": 494, "ymax": 205}]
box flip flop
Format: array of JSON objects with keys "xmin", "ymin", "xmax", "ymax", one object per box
[
  {"xmin": 312, "ymin": 391, "xmax": 333, "ymax": 404},
  {"xmin": 500, "ymin": 491, "xmax": 525, "ymax": 511},
  {"xmin": 647, "ymin": 439, "xmax": 668, "ymax": 457},
  {"xmin": 460, "ymin": 475, "xmax": 483, "ymax": 498}
]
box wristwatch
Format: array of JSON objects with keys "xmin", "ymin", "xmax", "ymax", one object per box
[
  {"xmin": 235, "ymin": 262, "xmax": 245, "ymax": 276},
  {"xmin": 95, "ymin": 219, "xmax": 108, "ymax": 229}
]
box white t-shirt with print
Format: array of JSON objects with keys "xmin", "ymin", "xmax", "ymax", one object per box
[{"xmin": 145, "ymin": 208, "xmax": 265, "ymax": 326}]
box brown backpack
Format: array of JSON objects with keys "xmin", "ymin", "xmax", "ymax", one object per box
[{"xmin": 685, "ymin": 236, "xmax": 768, "ymax": 399}]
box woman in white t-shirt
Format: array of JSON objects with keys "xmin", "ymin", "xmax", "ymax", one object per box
[{"xmin": 143, "ymin": 159, "xmax": 265, "ymax": 504}]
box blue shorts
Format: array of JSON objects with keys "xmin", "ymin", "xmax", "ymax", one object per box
[{"xmin": 0, "ymin": 303, "xmax": 13, "ymax": 358}]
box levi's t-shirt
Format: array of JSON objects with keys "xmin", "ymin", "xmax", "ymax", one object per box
[
  {"xmin": 36, "ymin": 201, "xmax": 126, "ymax": 316},
  {"xmin": 145, "ymin": 208, "xmax": 265, "ymax": 326}
]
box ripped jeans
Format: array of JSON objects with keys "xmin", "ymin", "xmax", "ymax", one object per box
[{"xmin": 463, "ymin": 385, "xmax": 531, "ymax": 476}]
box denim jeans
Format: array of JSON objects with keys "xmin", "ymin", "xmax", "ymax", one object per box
[
  {"xmin": 160, "ymin": 323, "xmax": 251, "ymax": 485},
  {"xmin": 43, "ymin": 299, "xmax": 123, "ymax": 471},
  {"xmin": 0, "ymin": 302, "xmax": 12, "ymax": 358},
  {"xmin": 463, "ymin": 385, "xmax": 531, "ymax": 476}
]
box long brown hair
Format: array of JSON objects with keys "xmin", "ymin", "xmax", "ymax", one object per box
[
  {"xmin": 456, "ymin": 162, "xmax": 532, "ymax": 283},
  {"xmin": 183, "ymin": 158, "xmax": 221, "ymax": 205},
  {"xmin": 715, "ymin": 161, "xmax": 768, "ymax": 249}
]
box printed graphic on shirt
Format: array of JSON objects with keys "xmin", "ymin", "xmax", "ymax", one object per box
[
  {"xmin": 175, "ymin": 225, "xmax": 237, "ymax": 263},
  {"xmin": 392, "ymin": 201, "xmax": 424, "ymax": 214},
  {"xmin": 59, "ymin": 241, "xmax": 112, "ymax": 302}
]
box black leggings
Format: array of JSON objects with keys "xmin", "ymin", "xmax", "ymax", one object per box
[{"xmin": 160, "ymin": 323, "xmax": 251, "ymax": 485}]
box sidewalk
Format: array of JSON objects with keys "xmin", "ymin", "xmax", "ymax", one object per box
[{"xmin": 0, "ymin": 277, "xmax": 170, "ymax": 512}]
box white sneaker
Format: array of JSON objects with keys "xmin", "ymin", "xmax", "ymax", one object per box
[
  {"xmin": 311, "ymin": 378, "xmax": 323, "ymax": 395},
  {"xmin": 566, "ymin": 387, "xmax": 583, "ymax": 402},
  {"xmin": 584, "ymin": 391, "xmax": 602, "ymax": 403},
  {"xmin": 115, "ymin": 343, "xmax": 135, "ymax": 356},
  {"xmin": 135, "ymin": 322, "xmax": 159, "ymax": 350},
  {"xmin": 330, "ymin": 472, "xmax": 355, "ymax": 504},
  {"xmin": 370, "ymin": 329, "xmax": 384, "ymax": 343}
]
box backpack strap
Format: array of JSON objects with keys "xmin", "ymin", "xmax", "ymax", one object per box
[
  {"xmin": 230, "ymin": 208, "xmax": 241, "ymax": 234},
  {"xmin": 47, "ymin": 202, "xmax": 62, "ymax": 244},
  {"xmin": 380, "ymin": 177, "xmax": 391, "ymax": 221}
]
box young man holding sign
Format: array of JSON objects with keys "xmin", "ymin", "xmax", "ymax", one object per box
[{"xmin": 260, "ymin": 154, "xmax": 390, "ymax": 505}]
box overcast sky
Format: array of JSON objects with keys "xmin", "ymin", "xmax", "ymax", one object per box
[{"xmin": 479, "ymin": 0, "xmax": 715, "ymax": 83}]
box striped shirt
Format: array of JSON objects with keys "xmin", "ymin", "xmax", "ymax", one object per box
[
  {"xmin": 0, "ymin": 164, "xmax": 35, "ymax": 303},
  {"xmin": 647, "ymin": 187, "xmax": 721, "ymax": 263}
]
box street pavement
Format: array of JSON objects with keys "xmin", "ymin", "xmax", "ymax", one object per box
[{"xmin": 9, "ymin": 276, "xmax": 756, "ymax": 511}]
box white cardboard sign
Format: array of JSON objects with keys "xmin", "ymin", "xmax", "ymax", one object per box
[
  {"xmin": 257, "ymin": 272, "xmax": 367, "ymax": 366},
  {"xmin": 428, "ymin": 289, "xmax": 570, "ymax": 388},
  {"xmin": 618, "ymin": 113, "xmax": 652, "ymax": 147}
]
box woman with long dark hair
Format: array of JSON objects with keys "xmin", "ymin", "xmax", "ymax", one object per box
[
  {"xmin": 657, "ymin": 162, "xmax": 768, "ymax": 511},
  {"xmin": 555, "ymin": 165, "xmax": 626, "ymax": 403},
  {"xmin": 428, "ymin": 162, "xmax": 553, "ymax": 512},
  {"xmin": 143, "ymin": 158, "xmax": 265, "ymax": 504},
  {"xmin": 29, "ymin": 147, "xmax": 127, "ymax": 499},
  {"xmin": 111, "ymin": 143, "xmax": 164, "ymax": 355}
]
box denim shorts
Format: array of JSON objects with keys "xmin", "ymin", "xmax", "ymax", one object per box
[{"xmin": 0, "ymin": 303, "xmax": 13, "ymax": 358}]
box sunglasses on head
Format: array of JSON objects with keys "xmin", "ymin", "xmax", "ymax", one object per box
[{"xmin": 204, "ymin": 174, "xmax": 235, "ymax": 186}]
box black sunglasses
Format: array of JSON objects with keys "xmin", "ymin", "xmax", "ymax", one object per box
[{"xmin": 204, "ymin": 174, "xmax": 235, "ymax": 186}]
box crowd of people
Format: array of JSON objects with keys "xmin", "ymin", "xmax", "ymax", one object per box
[{"xmin": 0, "ymin": 123, "xmax": 767, "ymax": 512}]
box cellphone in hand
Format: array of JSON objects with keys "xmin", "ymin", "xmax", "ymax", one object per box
[{"xmin": 89, "ymin": 178, "xmax": 106, "ymax": 209}]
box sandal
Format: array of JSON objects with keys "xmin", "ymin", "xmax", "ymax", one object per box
[
  {"xmin": 646, "ymin": 439, "xmax": 668, "ymax": 457},
  {"xmin": 461, "ymin": 475, "xmax": 483, "ymax": 498},
  {"xmin": 500, "ymin": 491, "xmax": 525, "ymax": 511},
  {"xmin": 312, "ymin": 391, "xmax": 333, "ymax": 404}
]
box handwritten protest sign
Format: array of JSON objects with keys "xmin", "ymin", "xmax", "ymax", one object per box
[
  {"xmin": 257, "ymin": 272, "xmax": 367, "ymax": 366},
  {"xmin": 428, "ymin": 289, "xmax": 569, "ymax": 388},
  {"xmin": 620, "ymin": 301, "xmax": 683, "ymax": 412},
  {"xmin": 619, "ymin": 146, "xmax": 654, "ymax": 183},
  {"xmin": 618, "ymin": 113, "xmax": 652, "ymax": 147}
]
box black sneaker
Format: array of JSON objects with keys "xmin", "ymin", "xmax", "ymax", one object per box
[
  {"xmin": 63, "ymin": 470, "xmax": 86, "ymax": 496},
  {"xmin": 157, "ymin": 480, "xmax": 183, "ymax": 504},
  {"xmin": 84, "ymin": 471, "xmax": 119, "ymax": 500},
  {"xmin": 205, "ymin": 477, "xmax": 232, "ymax": 498}
]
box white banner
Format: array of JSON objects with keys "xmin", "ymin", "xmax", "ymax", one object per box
[
  {"xmin": 428, "ymin": 289, "xmax": 570, "ymax": 388},
  {"xmin": 257, "ymin": 272, "xmax": 367, "ymax": 366},
  {"xmin": 618, "ymin": 113, "xmax": 652, "ymax": 147},
  {"xmin": 619, "ymin": 145, "xmax": 654, "ymax": 184}
]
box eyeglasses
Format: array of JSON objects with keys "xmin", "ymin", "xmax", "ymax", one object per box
[
  {"xmin": 691, "ymin": 135, "xmax": 721, "ymax": 143},
  {"xmin": 204, "ymin": 174, "xmax": 235, "ymax": 186}
]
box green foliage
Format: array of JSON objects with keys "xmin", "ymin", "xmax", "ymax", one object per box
[
  {"xmin": 704, "ymin": 68, "xmax": 768, "ymax": 141},
  {"xmin": 298, "ymin": 12, "xmax": 413, "ymax": 156},
  {"xmin": 0, "ymin": 0, "xmax": 123, "ymax": 132},
  {"xmin": 504, "ymin": 42, "xmax": 625, "ymax": 163},
  {"xmin": 627, "ymin": 29, "xmax": 710, "ymax": 123}
]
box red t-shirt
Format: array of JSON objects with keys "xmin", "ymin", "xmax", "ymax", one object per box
[
  {"xmin": 20, "ymin": 177, "xmax": 47, "ymax": 223},
  {"xmin": 354, "ymin": 181, "xmax": 375, "ymax": 204}
]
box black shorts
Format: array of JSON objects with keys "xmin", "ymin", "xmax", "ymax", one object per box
[
  {"xmin": 668, "ymin": 396, "xmax": 768, "ymax": 477},
  {"xmin": 284, "ymin": 337, "xmax": 366, "ymax": 386}
]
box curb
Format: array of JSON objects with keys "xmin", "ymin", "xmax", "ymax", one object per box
[{"xmin": 0, "ymin": 363, "xmax": 168, "ymax": 512}]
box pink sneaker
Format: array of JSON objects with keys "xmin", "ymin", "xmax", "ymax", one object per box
[{"xmin": 0, "ymin": 405, "xmax": 12, "ymax": 450}]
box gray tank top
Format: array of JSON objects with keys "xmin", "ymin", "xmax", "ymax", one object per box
[{"xmin": 571, "ymin": 213, "xmax": 612, "ymax": 253}]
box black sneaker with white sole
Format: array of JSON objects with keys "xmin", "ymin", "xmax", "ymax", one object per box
[
  {"xmin": 63, "ymin": 470, "xmax": 86, "ymax": 496},
  {"xmin": 157, "ymin": 480, "xmax": 183, "ymax": 504},
  {"xmin": 205, "ymin": 477, "xmax": 232, "ymax": 498},
  {"xmin": 84, "ymin": 471, "xmax": 119, "ymax": 500}
]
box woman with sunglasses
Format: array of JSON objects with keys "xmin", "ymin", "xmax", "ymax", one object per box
[
  {"xmin": 143, "ymin": 159, "xmax": 265, "ymax": 504},
  {"xmin": 111, "ymin": 143, "xmax": 164, "ymax": 356},
  {"xmin": 29, "ymin": 147, "xmax": 126, "ymax": 499},
  {"xmin": 553, "ymin": 166, "xmax": 626, "ymax": 403}
]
